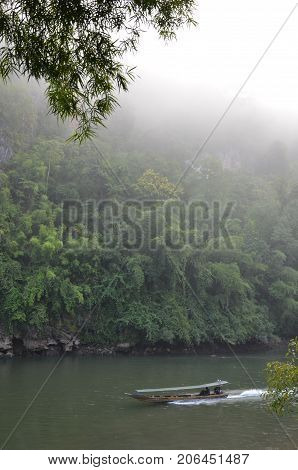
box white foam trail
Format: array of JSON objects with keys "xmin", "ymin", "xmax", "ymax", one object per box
[
  {"xmin": 231, "ymin": 389, "xmax": 264, "ymax": 398},
  {"xmin": 171, "ymin": 389, "xmax": 265, "ymax": 406}
]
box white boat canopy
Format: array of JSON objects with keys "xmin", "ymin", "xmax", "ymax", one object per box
[{"xmin": 135, "ymin": 380, "xmax": 228, "ymax": 394}]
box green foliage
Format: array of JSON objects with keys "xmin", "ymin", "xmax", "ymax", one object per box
[
  {"xmin": 208, "ymin": 262, "xmax": 250, "ymax": 308},
  {"xmin": 265, "ymin": 338, "xmax": 298, "ymax": 415},
  {"xmin": 135, "ymin": 169, "xmax": 182, "ymax": 199},
  {"xmin": 0, "ymin": 82, "xmax": 298, "ymax": 348}
]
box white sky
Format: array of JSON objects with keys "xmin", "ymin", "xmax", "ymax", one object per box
[{"xmin": 124, "ymin": 0, "xmax": 298, "ymax": 117}]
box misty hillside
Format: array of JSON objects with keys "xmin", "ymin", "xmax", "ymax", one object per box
[{"xmin": 0, "ymin": 79, "xmax": 298, "ymax": 356}]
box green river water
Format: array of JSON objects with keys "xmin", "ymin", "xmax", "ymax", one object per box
[{"xmin": 0, "ymin": 351, "xmax": 297, "ymax": 449}]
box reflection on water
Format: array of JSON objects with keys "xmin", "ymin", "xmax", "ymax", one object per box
[{"xmin": 0, "ymin": 352, "xmax": 297, "ymax": 449}]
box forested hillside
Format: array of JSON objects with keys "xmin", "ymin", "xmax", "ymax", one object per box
[{"xmin": 0, "ymin": 82, "xmax": 298, "ymax": 356}]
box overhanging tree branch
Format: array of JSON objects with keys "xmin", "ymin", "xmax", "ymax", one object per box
[{"xmin": 0, "ymin": 1, "xmax": 197, "ymax": 142}]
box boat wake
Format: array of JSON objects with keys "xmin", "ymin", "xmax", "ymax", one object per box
[{"xmin": 171, "ymin": 389, "xmax": 265, "ymax": 406}]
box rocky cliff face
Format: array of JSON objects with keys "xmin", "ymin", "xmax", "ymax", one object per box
[
  {"xmin": 0, "ymin": 332, "xmax": 13, "ymax": 357},
  {"xmin": 0, "ymin": 324, "xmax": 122, "ymax": 357},
  {"xmin": 0, "ymin": 327, "xmax": 280, "ymax": 359},
  {"xmin": 0, "ymin": 328, "xmax": 82, "ymax": 358}
]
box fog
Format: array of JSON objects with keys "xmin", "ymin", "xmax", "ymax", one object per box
[{"xmin": 103, "ymin": 0, "xmax": 298, "ymax": 168}]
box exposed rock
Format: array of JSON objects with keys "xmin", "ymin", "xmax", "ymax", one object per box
[
  {"xmin": 21, "ymin": 334, "xmax": 62, "ymax": 355},
  {"xmin": 0, "ymin": 336, "xmax": 12, "ymax": 352},
  {"xmin": 101, "ymin": 347, "xmax": 114, "ymax": 355},
  {"xmin": 0, "ymin": 327, "xmax": 284, "ymax": 359},
  {"xmin": 53, "ymin": 330, "xmax": 72, "ymax": 344},
  {"xmin": 64, "ymin": 342, "xmax": 73, "ymax": 352},
  {"xmin": 47, "ymin": 338, "xmax": 59, "ymax": 347},
  {"xmin": 52, "ymin": 330, "xmax": 78, "ymax": 352},
  {"xmin": 115, "ymin": 342, "xmax": 132, "ymax": 352},
  {"xmin": 76, "ymin": 345, "xmax": 115, "ymax": 356},
  {"xmin": 0, "ymin": 350, "xmax": 13, "ymax": 358},
  {"xmin": 0, "ymin": 328, "xmax": 84, "ymax": 358},
  {"xmin": 0, "ymin": 332, "xmax": 13, "ymax": 356},
  {"xmin": 23, "ymin": 338, "xmax": 49, "ymax": 352},
  {"xmin": 63, "ymin": 337, "xmax": 80, "ymax": 352}
]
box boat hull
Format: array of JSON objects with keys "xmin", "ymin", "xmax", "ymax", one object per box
[{"xmin": 128, "ymin": 392, "xmax": 229, "ymax": 403}]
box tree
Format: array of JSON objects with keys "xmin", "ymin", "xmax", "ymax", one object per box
[
  {"xmin": 135, "ymin": 169, "xmax": 182, "ymax": 199},
  {"xmin": 265, "ymin": 338, "xmax": 298, "ymax": 415},
  {"xmin": 0, "ymin": 1, "xmax": 196, "ymax": 141}
]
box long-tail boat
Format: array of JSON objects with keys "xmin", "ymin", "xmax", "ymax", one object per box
[{"xmin": 126, "ymin": 380, "xmax": 229, "ymax": 403}]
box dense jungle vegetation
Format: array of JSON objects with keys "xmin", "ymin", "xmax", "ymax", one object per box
[{"xmin": 0, "ymin": 82, "xmax": 298, "ymax": 349}]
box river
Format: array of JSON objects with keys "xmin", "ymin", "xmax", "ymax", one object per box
[{"xmin": 0, "ymin": 351, "xmax": 297, "ymax": 449}]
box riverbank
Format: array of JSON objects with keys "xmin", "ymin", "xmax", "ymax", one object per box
[{"xmin": 0, "ymin": 328, "xmax": 287, "ymax": 358}]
